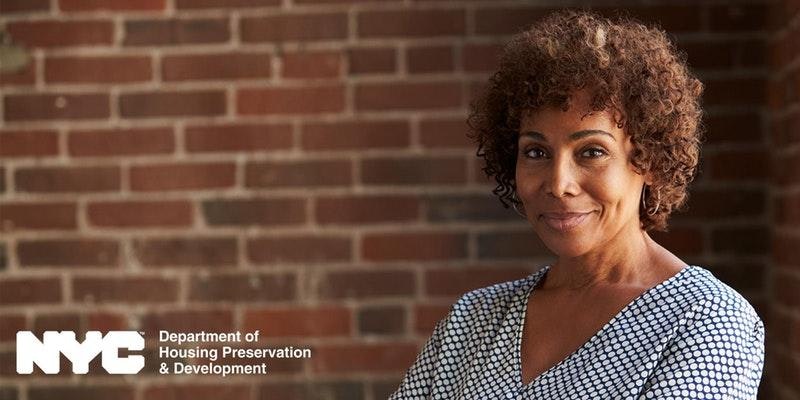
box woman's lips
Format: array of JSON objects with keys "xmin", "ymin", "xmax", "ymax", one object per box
[{"xmin": 540, "ymin": 212, "xmax": 592, "ymax": 232}]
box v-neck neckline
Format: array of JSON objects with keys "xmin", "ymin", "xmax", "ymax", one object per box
[{"xmin": 513, "ymin": 264, "xmax": 694, "ymax": 388}]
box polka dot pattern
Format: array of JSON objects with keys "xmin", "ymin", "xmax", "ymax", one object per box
[{"xmin": 390, "ymin": 265, "xmax": 764, "ymax": 399}]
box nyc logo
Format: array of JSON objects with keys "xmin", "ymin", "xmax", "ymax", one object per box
[{"xmin": 16, "ymin": 331, "xmax": 145, "ymax": 374}]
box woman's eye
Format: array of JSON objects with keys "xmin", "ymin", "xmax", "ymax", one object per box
[
  {"xmin": 582, "ymin": 148, "xmax": 607, "ymax": 158},
  {"xmin": 524, "ymin": 148, "xmax": 546, "ymax": 159}
]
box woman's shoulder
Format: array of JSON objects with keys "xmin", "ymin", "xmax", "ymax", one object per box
[
  {"xmin": 672, "ymin": 265, "xmax": 763, "ymax": 330},
  {"xmin": 446, "ymin": 266, "xmax": 547, "ymax": 319}
]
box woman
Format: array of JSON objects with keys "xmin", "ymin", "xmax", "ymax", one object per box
[{"xmin": 390, "ymin": 10, "xmax": 765, "ymax": 400}]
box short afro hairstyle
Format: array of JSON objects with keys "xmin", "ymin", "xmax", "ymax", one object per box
[{"xmin": 467, "ymin": 9, "xmax": 704, "ymax": 232}]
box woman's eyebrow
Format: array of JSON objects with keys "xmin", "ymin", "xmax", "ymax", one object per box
[{"xmin": 519, "ymin": 129, "xmax": 616, "ymax": 142}]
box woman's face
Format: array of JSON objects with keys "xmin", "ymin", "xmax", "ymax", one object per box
[{"xmin": 515, "ymin": 91, "xmax": 649, "ymax": 258}]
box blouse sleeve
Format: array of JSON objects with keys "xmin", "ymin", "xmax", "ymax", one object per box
[
  {"xmin": 389, "ymin": 316, "xmax": 448, "ymax": 400},
  {"xmin": 638, "ymin": 301, "xmax": 765, "ymax": 400}
]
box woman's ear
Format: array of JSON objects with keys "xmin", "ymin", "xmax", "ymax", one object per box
[{"xmin": 643, "ymin": 172, "xmax": 654, "ymax": 186}]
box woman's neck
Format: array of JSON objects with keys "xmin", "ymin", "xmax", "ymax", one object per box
[{"xmin": 543, "ymin": 226, "xmax": 664, "ymax": 291}]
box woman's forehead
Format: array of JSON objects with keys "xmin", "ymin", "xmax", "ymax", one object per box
[{"xmin": 521, "ymin": 106, "xmax": 619, "ymax": 134}]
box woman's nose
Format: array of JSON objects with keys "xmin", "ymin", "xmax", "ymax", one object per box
[{"xmin": 545, "ymin": 156, "xmax": 580, "ymax": 197}]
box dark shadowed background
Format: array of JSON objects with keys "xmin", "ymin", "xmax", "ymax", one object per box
[{"xmin": 0, "ymin": 0, "xmax": 798, "ymax": 399}]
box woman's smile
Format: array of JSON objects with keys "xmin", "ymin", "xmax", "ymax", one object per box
[{"xmin": 539, "ymin": 211, "xmax": 593, "ymax": 233}]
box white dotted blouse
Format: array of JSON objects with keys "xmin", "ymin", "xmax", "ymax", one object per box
[{"xmin": 390, "ymin": 265, "xmax": 765, "ymax": 399}]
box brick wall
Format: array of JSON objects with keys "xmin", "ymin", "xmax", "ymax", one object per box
[
  {"xmin": 0, "ymin": 0, "xmax": 785, "ymax": 399},
  {"xmin": 768, "ymin": 0, "xmax": 800, "ymax": 398}
]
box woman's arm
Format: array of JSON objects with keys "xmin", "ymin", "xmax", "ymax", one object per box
[
  {"xmin": 638, "ymin": 301, "xmax": 765, "ymax": 399},
  {"xmin": 389, "ymin": 316, "xmax": 448, "ymax": 400}
]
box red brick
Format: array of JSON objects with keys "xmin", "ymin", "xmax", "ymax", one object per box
[
  {"xmin": 247, "ymin": 235, "xmax": 351, "ymax": 264},
  {"xmin": 32, "ymin": 313, "xmax": 81, "ymax": 337},
  {"xmin": 120, "ymin": 90, "xmax": 226, "ymax": 118},
  {"xmin": 704, "ymin": 77, "xmax": 766, "ymax": 106},
  {"xmin": 144, "ymin": 384, "xmax": 251, "ymax": 400},
  {"xmin": 15, "ymin": 166, "xmax": 120, "ymax": 193},
  {"xmin": 678, "ymin": 188, "xmax": 766, "ymax": 220},
  {"xmin": 774, "ymin": 150, "xmax": 800, "ymax": 185},
  {"xmin": 7, "ymin": 20, "xmax": 113, "ymax": 48},
  {"xmin": 355, "ymin": 81, "xmax": 461, "ymax": 111},
  {"xmin": 242, "ymin": 307, "xmax": 351, "ymax": 337},
  {"xmin": 73, "ymin": 277, "xmax": 178, "ymax": 304},
  {"xmin": 472, "ymin": 7, "xmax": 554, "ymax": 35},
  {"xmin": 45, "ymin": 56, "xmax": 151, "ymax": 84},
  {"xmin": 370, "ymin": 381, "xmax": 400, "ymax": 400},
  {"xmin": 87, "ymin": 200, "xmax": 193, "ymax": 228},
  {"xmin": 29, "ymin": 386, "xmax": 134, "ymax": 400},
  {"xmin": 87, "ymin": 312, "xmax": 127, "ymax": 331},
  {"xmin": 708, "ymin": 149, "xmax": 769, "ymax": 181},
  {"xmin": 0, "ymin": 350, "xmax": 15, "ymax": 376},
  {"xmin": 319, "ymin": 270, "xmax": 415, "ymax": 299},
  {"xmin": 0, "ymin": 58, "xmax": 36, "ymax": 86},
  {"xmin": 256, "ymin": 382, "xmax": 361, "ymax": 400},
  {"xmin": 419, "ymin": 118, "xmax": 472, "ymax": 149},
  {"xmin": 358, "ymin": 9, "xmax": 465, "ymax": 38},
  {"xmin": 0, "ymin": 202, "xmax": 77, "ymax": 231},
  {"xmin": 774, "ymin": 192, "xmax": 800, "ymax": 226},
  {"xmin": 348, "ymin": 47, "xmax": 396, "ymax": 75},
  {"xmin": 362, "ymin": 231, "xmax": 467, "ymax": 262},
  {"xmin": 477, "ymin": 230, "xmax": 552, "ymax": 259},
  {"xmin": 358, "ymin": 305, "xmax": 406, "ymax": 335},
  {"xmin": 0, "ymin": 0, "xmax": 49, "ymax": 13},
  {"xmin": 775, "ymin": 273, "xmax": 800, "ymax": 307},
  {"xmin": 68, "ymin": 127, "xmax": 174, "ymax": 157},
  {"xmin": 774, "ymin": 110, "xmax": 800, "ymax": 147},
  {"xmin": 426, "ymin": 194, "xmax": 517, "ymax": 222},
  {"xmin": 141, "ymin": 310, "xmax": 233, "ymax": 336},
  {"xmin": 185, "ymin": 123, "xmax": 292, "ymax": 153},
  {"xmin": 425, "ymin": 266, "xmax": 537, "ymax": 297},
  {"xmin": 0, "ymin": 278, "xmax": 61, "ymax": 305},
  {"xmin": 312, "ymin": 343, "xmax": 418, "ymax": 372},
  {"xmin": 360, "ymin": 155, "xmax": 466, "ymax": 185},
  {"xmin": 203, "ymin": 198, "xmax": 306, "ymax": 226},
  {"xmin": 649, "ymin": 227, "xmax": 705, "ymax": 256},
  {"xmin": 124, "ymin": 18, "xmax": 229, "ymax": 46},
  {"xmin": 238, "ymin": 85, "xmax": 345, "ymax": 115},
  {"xmin": 176, "ymin": 0, "xmax": 279, "ymax": 8},
  {"xmin": 189, "ymin": 272, "xmax": 296, "ymax": 302},
  {"xmin": 130, "ymin": 162, "xmax": 235, "ymax": 191},
  {"xmin": 705, "ymin": 112, "xmax": 762, "ymax": 144},
  {"xmin": 18, "ymin": 239, "xmax": 119, "ymax": 267},
  {"xmin": 245, "ymin": 159, "xmax": 352, "ymax": 188},
  {"xmin": 297, "ymin": 0, "xmax": 399, "ymax": 3},
  {"xmin": 162, "ymin": 52, "xmax": 271, "ymax": 81},
  {"xmin": 709, "ymin": 4, "xmax": 768, "ymax": 32},
  {"xmin": 241, "ymin": 13, "xmax": 348, "ymax": 42},
  {"xmin": 774, "ymin": 233, "xmax": 800, "ymax": 266},
  {"xmin": 282, "ymin": 51, "xmax": 341, "ymax": 79},
  {"xmin": 594, "ymin": 6, "xmax": 703, "ymax": 33},
  {"xmin": 0, "ymin": 315, "xmax": 26, "ymax": 343},
  {"xmin": 133, "ymin": 237, "xmax": 237, "ymax": 268},
  {"xmin": 316, "ymin": 194, "xmax": 419, "ymax": 225},
  {"xmin": 414, "ymin": 304, "xmax": 449, "ymax": 334},
  {"xmin": 705, "ymin": 262, "xmax": 766, "ymax": 294},
  {"xmin": 0, "ymin": 130, "xmax": 58, "ymax": 157},
  {"xmin": 60, "ymin": 0, "xmax": 165, "ymax": 11},
  {"xmin": 462, "ymin": 42, "xmax": 503, "ymax": 72},
  {"xmin": 4, "ymin": 93, "xmax": 109, "ymax": 121},
  {"xmin": 301, "ymin": 119, "xmax": 409, "ymax": 150},
  {"xmin": 407, "ymin": 45, "xmax": 454, "ymax": 73}
]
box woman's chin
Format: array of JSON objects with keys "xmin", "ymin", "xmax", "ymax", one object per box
[{"xmin": 537, "ymin": 235, "xmax": 593, "ymax": 259}]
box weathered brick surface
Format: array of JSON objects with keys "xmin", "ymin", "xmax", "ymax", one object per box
[
  {"xmin": 769, "ymin": 1, "xmax": 800, "ymax": 396},
  {"xmin": 0, "ymin": 0, "xmax": 784, "ymax": 396}
]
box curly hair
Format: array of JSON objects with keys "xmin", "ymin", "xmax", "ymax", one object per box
[{"xmin": 467, "ymin": 10, "xmax": 703, "ymax": 232}]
